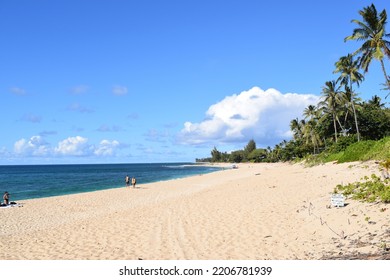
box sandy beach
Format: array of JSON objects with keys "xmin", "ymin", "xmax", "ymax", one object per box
[{"xmin": 1, "ymin": 161, "xmax": 389, "ymax": 260}]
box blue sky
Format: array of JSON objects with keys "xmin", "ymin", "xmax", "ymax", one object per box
[{"xmin": 1, "ymin": 0, "xmax": 389, "ymax": 164}]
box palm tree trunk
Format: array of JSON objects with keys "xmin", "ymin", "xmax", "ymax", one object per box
[
  {"xmin": 350, "ymin": 81, "xmax": 360, "ymax": 142},
  {"xmin": 343, "ymin": 111, "xmax": 349, "ymax": 130},
  {"xmin": 380, "ymin": 59, "xmax": 390, "ymax": 84},
  {"xmin": 336, "ymin": 115, "xmax": 345, "ymax": 132},
  {"xmin": 333, "ymin": 113, "xmax": 338, "ymax": 142},
  {"xmin": 380, "ymin": 59, "xmax": 390, "ymax": 98},
  {"xmin": 351, "ymin": 102, "xmax": 360, "ymax": 141}
]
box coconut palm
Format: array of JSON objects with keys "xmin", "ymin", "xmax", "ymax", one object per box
[
  {"xmin": 302, "ymin": 119, "xmax": 322, "ymax": 154},
  {"xmin": 345, "ymin": 4, "xmax": 390, "ymax": 97},
  {"xmin": 319, "ymin": 80, "xmax": 343, "ymax": 142},
  {"xmin": 334, "ymin": 54, "xmax": 364, "ymax": 141},
  {"xmin": 302, "ymin": 105, "xmax": 322, "ymax": 153},
  {"xmin": 368, "ymin": 95, "xmax": 385, "ymax": 108},
  {"xmin": 338, "ymin": 88, "xmax": 354, "ymax": 133},
  {"xmin": 273, "ymin": 144, "xmax": 281, "ymax": 161},
  {"xmin": 303, "ymin": 105, "xmax": 319, "ymax": 121},
  {"xmin": 290, "ymin": 118, "xmax": 305, "ymax": 140},
  {"xmin": 334, "ymin": 54, "xmax": 365, "ymax": 87}
]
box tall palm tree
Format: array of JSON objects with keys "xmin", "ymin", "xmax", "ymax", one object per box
[
  {"xmin": 345, "ymin": 4, "xmax": 390, "ymax": 97},
  {"xmin": 319, "ymin": 80, "xmax": 342, "ymax": 142},
  {"xmin": 334, "ymin": 54, "xmax": 364, "ymax": 141}
]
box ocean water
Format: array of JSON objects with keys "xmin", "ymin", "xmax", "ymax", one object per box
[{"xmin": 0, "ymin": 163, "xmax": 222, "ymax": 201}]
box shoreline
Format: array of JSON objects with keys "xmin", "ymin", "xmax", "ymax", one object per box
[
  {"xmin": 1, "ymin": 161, "xmax": 389, "ymax": 260},
  {"xmin": 0, "ymin": 162, "xmax": 225, "ymax": 202}
]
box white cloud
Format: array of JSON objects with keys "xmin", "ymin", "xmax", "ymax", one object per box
[
  {"xmin": 178, "ymin": 87, "xmax": 319, "ymax": 146},
  {"xmin": 70, "ymin": 85, "xmax": 89, "ymax": 95},
  {"xmin": 10, "ymin": 87, "xmax": 26, "ymax": 95},
  {"xmin": 144, "ymin": 129, "xmax": 170, "ymax": 142},
  {"xmin": 127, "ymin": 113, "xmax": 139, "ymax": 120},
  {"xmin": 54, "ymin": 136, "xmax": 91, "ymax": 156},
  {"xmin": 96, "ymin": 124, "xmax": 123, "ymax": 132},
  {"xmin": 39, "ymin": 130, "xmax": 58, "ymax": 137},
  {"xmin": 21, "ymin": 113, "xmax": 42, "ymax": 123},
  {"xmin": 11, "ymin": 135, "xmax": 123, "ymax": 160},
  {"xmin": 94, "ymin": 140, "xmax": 120, "ymax": 156},
  {"xmin": 112, "ymin": 85, "xmax": 128, "ymax": 96},
  {"xmin": 14, "ymin": 136, "xmax": 50, "ymax": 156},
  {"xmin": 67, "ymin": 103, "xmax": 94, "ymax": 113}
]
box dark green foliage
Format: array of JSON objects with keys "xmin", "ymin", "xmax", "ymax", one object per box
[
  {"xmin": 358, "ymin": 101, "xmax": 390, "ymax": 140},
  {"xmin": 244, "ymin": 139, "xmax": 257, "ymax": 155},
  {"xmin": 230, "ymin": 150, "xmax": 245, "ymax": 163},
  {"xmin": 247, "ymin": 149, "xmax": 267, "ymax": 162},
  {"xmin": 210, "ymin": 146, "xmax": 222, "ymax": 162},
  {"xmin": 327, "ymin": 135, "xmax": 358, "ymax": 153}
]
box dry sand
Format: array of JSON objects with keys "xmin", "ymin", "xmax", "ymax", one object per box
[{"xmin": 1, "ymin": 161, "xmax": 389, "ymax": 260}]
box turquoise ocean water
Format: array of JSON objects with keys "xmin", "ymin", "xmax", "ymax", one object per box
[{"xmin": 0, "ymin": 163, "xmax": 222, "ymax": 201}]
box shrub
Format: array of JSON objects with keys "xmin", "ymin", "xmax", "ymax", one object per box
[
  {"xmin": 327, "ymin": 135, "xmax": 357, "ymax": 154},
  {"xmin": 335, "ymin": 174, "xmax": 390, "ymax": 203},
  {"xmin": 337, "ymin": 140, "xmax": 376, "ymax": 163}
]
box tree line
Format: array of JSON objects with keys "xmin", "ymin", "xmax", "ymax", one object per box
[
  {"xmin": 197, "ymin": 4, "xmax": 390, "ymax": 164},
  {"xmin": 196, "ymin": 139, "xmax": 268, "ymax": 163}
]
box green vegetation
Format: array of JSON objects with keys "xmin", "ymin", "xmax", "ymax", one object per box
[
  {"xmin": 335, "ymin": 174, "xmax": 390, "ymax": 203},
  {"xmin": 303, "ymin": 137, "xmax": 390, "ymax": 165},
  {"xmin": 197, "ymin": 139, "xmax": 267, "ymax": 163}
]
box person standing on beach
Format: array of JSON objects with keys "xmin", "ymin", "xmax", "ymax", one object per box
[
  {"xmin": 125, "ymin": 175, "xmax": 130, "ymax": 187},
  {"xmin": 3, "ymin": 192, "xmax": 9, "ymax": 205},
  {"xmin": 131, "ymin": 177, "xmax": 136, "ymax": 188}
]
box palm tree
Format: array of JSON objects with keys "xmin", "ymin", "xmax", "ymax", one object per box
[
  {"xmin": 303, "ymin": 105, "xmax": 319, "ymax": 121},
  {"xmin": 345, "ymin": 4, "xmax": 390, "ymax": 97},
  {"xmin": 303, "ymin": 119, "xmax": 322, "ymax": 154},
  {"xmin": 338, "ymin": 89, "xmax": 353, "ymax": 134},
  {"xmin": 334, "ymin": 54, "xmax": 364, "ymax": 141},
  {"xmin": 290, "ymin": 118, "xmax": 305, "ymax": 140},
  {"xmin": 302, "ymin": 105, "xmax": 322, "ymax": 154},
  {"xmin": 273, "ymin": 144, "xmax": 281, "ymax": 161},
  {"xmin": 319, "ymin": 80, "xmax": 343, "ymax": 142},
  {"xmin": 368, "ymin": 95, "xmax": 385, "ymax": 108}
]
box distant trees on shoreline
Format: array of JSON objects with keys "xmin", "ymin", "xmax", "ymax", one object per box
[{"xmin": 196, "ymin": 139, "xmax": 268, "ymax": 163}]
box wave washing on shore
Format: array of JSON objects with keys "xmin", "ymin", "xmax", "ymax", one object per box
[{"xmin": 0, "ymin": 163, "xmax": 222, "ymax": 201}]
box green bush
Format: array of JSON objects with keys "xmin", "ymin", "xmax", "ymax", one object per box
[
  {"xmin": 361, "ymin": 137, "xmax": 390, "ymax": 161},
  {"xmin": 302, "ymin": 137, "xmax": 390, "ymax": 164},
  {"xmin": 337, "ymin": 140, "xmax": 376, "ymax": 163},
  {"xmin": 324, "ymin": 151, "xmax": 344, "ymax": 162},
  {"xmin": 327, "ymin": 135, "xmax": 357, "ymax": 154},
  {"xmin": 335, "ymin": 174, "xmax": 390, "ymax": 203}
]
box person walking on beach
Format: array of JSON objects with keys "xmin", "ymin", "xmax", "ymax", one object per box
[
  {"xmin": 3, "ymin": 192, "xmax": 9, "ymax": 205},
  {"xmin": 131, "ymin": 177, "xmax": 136, "ymax": 188},
  {"xmin": 125, "ymin": 175, "xmax": 130, "ymax": 187}
]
